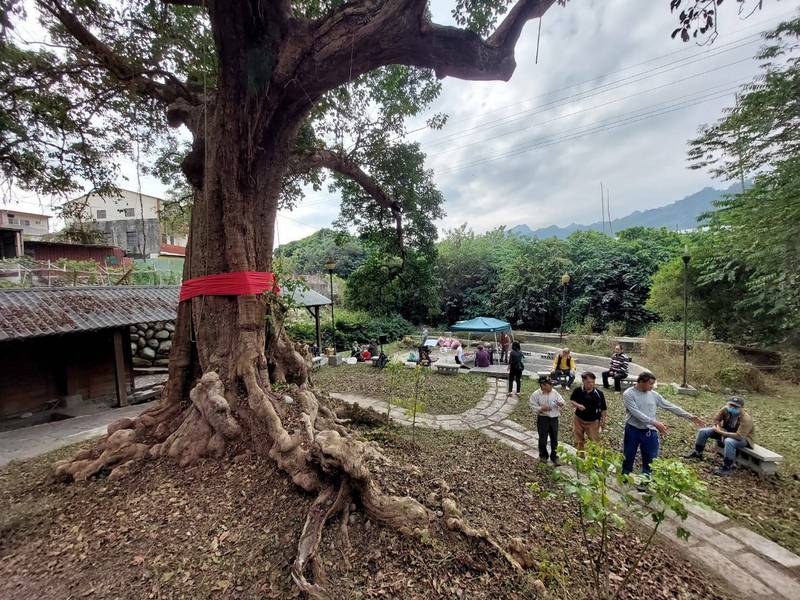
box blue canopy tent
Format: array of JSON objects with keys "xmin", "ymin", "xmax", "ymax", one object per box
[
  {"xmin": 451, "ymin": 317, "xmax": 511, "ymax": 333},
  {"xmin": 450, "ymin": 317, "xmax": 512, "ymax": 351}
]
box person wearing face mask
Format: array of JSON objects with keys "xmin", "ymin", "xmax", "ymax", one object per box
[{"xmin": 685, "ymin": 397, "xmax": 754, "ymax": 476}]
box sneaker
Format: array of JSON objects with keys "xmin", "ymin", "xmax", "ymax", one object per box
[
  {"xmin": 713, "ymin": 467, "xmax": 733, "ymax": 477},
  {"xmin": 684, "ymin": 450, "xmax": 703, "ymax": 460}
]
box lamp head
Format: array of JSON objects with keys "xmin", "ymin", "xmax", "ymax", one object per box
[
  {"xmin": 324, "ymin": 257, "xmax": 337, "ymax": 272},
  {"xmin": 561, "ymin": 273, "xmax": 571, "ymax": 285}
]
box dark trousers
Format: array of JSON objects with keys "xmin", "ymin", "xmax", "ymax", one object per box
[
  {"xmin": 537, "ymin": 415, "xmax": 559, "ymax": 460},
  {"xmin": 508, "ymin": 368, "xmax": 522, "ymax": 393},
  {"xmin": 622, "ymin": 423, "xmax": 660, "ymax": 475},
  {"xmin": 602, "ymin": 370, "xmax": 624, "ymax": 392},
  {"xmin": 551, "ymin": 369, "xmax": 574, "ymax": 388}
]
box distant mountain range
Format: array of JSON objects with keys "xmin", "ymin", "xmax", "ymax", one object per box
[{"xmin": 508, "ymin": 182, "xmax": 744, "ymax": 239}]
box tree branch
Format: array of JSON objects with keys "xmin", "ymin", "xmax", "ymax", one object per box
[
  {"xmin": 289, "ymin": 148, "xmax": 404, "ymax": 249},
  {"xmin": 36, "ymin": 0, "xmax": 198, "ymax": 105},
  {"xmin": 300, "ymin": 0, "xmax": 559, "ymax": 98}
]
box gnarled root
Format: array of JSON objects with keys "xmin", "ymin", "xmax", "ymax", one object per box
[{"xmin": 150, "ymin": 372, "xmax": 241, "ymax": 466}]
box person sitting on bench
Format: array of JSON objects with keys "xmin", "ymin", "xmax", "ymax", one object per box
[
  {"xmin": 454, "ymin": 343, "xmax": 470, "ymax": 370},
  {"xmin": 685, "ymin": 397, "xmax": 754, "ymax": 477},
  {"xmin": 551, "ymin": 348, "xmax": 576, "ymax": 389},
  {"xmin": 474, "ymin": 344, "xmax": 491, "ymax": 367},
  {"xmin": 602, "ymin": 345, "xmax": 631, "ymax": 392}
]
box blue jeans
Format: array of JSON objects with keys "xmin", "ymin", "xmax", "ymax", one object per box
[
  {"xmin": 622, "ymin": 423, "xmax": 660, "ymax": 475},
  {"xmin": 695, "ymin": 427, "xmax": 748, "ymax": 463}
]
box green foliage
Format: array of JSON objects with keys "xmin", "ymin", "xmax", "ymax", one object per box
[
  {"xmin": 494, "ymin": 237, "xmax": 571, "ymax": 331},
  {"xmin": 437, "ymin": 225, "xmax": 510, "ymax": 324},
  {"xmin": 285, "ymin": 308, "xmax": 413, "ymax": 351},
  {"xmin": 538, "ymin": 443, "xmax": 705, "ymax": 600},
  {"xmin": 680, "ymin": 16, "xmax": 800, "ymax": 344},
  {"xmin": 345, "ymin": 249, "xmax": 438, "ymax": 324},
  {"xmin": 275, "ymin": 229, "xmax": 366, "ymax": 278}
]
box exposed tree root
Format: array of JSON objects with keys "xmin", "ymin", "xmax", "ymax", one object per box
[{"xmin": 55, "ymin": 354, "xmax": 527, "ymax": 597}]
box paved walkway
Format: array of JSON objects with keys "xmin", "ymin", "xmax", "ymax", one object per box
[
  {"xmin": 331, "ymin": 378, "xmax": 800, "ymax": 600},
  {"xmin": 0, "ymin": 402, "xmax": 155, "ymax": 467}
]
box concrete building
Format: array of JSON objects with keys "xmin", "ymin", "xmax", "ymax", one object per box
[
  {"xmin": 65, "ymin": 189, "xmax": 187, "ymax": 258},
  {"xmin": 0, "ymin": 209, "xmax": 50, "ymax": 239}
]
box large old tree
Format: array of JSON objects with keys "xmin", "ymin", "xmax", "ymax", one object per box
[{"xmin": 0, "ymin": 0, "xmax": 759, "ymax": 595}]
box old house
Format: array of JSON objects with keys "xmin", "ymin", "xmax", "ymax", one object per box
[
  {"xmin": 0, "ymin": 286, "xmax": 177, "ymax": 420},
  {"xmin": 64, "ymin": 189, "xmax": 187, "ymax": 258}
]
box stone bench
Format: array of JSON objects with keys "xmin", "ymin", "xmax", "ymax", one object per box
[
  {"xmin": 735, "ymin": 444, "xmax": 783, "ymax": 476},
  {"xmin": 312, "ymin": 356, "xmax": 326, "ymax": 369},
  {"xmin": 540, "ymin": 352, "xmax": 555, "ymax": 361},
  {"xmin": 434, "ymin": 363, "xmax": 460, "ymax": 376}
]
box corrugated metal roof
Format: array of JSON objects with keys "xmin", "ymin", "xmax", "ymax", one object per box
[
  {"xmin": 0, "ymin": 284, "xmax": 331, "ymax": 341},
  {"xmin": 0, "ymin": 286, "xmax": 180, "ymax": 341}
]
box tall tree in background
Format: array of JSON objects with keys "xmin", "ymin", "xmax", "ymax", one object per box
[{"xmin": 683, "ymin": 14, "xmax": 800, "ymax": 344}]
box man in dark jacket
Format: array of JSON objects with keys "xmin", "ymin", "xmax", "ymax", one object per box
[
  {"xmin": 570, "ymin": 372, "xmax": 607, "ymax": 452},
  {"xmin": 602, "ymin": 345, "xmax": 631, "ymax": 392}
]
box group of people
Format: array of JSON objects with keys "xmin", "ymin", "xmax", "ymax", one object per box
[
  {"xmin": 529, "ymin": 370, "xmax": 755, "ymax": 478},
  {"xmin": 350, "ymin": 339, "xmax": 380, "ymax": 362},
  {"xmin": 548, "ymin": 345, "xmax": 631, "ymax": 392}
]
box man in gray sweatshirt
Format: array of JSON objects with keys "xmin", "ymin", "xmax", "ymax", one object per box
[{"xmin": 622, "ymin": 371, "xmax": 705, "ymax": 477}]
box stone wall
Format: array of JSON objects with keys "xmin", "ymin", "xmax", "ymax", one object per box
[{"xmin": 130, "ymin": 321, "xmax": 173, "ymax": 367}]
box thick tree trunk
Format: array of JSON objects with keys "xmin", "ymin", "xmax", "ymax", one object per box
[{"xmin": 53, "ymin": 101, "xmax": 453, "ymax": 597}]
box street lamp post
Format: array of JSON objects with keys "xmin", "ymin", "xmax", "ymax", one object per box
[
  {"xmin": 559, "ymin": 273, "xmax": 571, "ymax": 343},
  {"xmin": 682, "ymin": 247, "xmax": 690, "ymax": 388},
  {"xmin": 324, "ymin": 257, "xmax": 337, "ymax": 353}
]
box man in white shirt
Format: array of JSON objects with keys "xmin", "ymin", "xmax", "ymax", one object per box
[{"xmin": 530, "ymin": 375, "xmax": 565, "ymax": 464}]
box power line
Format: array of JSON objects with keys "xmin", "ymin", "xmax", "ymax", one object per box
[
  {"xmin": 432, "ymin": 65, "xmax": 751, "ymax": 154},
  {"xmin": 435, "ymin": 86, "xmax": 740, "ymax": 175},
  {"xmin": 438, "ymin": 85, "xmax": 738, "ymax": 174},
  {"xmin": 423, "ymin": 36, "xmax": 760, "ymax": 147},
  {"xmin": 406, "ymin": 9, "xmax": 794, "ymax": 138},
  {"xmin": 407, "ymin": 10, "xmax": 794, "ymax": 134}
]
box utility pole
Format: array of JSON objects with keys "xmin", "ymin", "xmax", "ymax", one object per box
[
  {"xmin": 606, "ymin": 187, "xmax": 614, "ymax": 235},
  {"xmin": 600, "ymin": 181, "xmax": 605, "ymax": 234}
]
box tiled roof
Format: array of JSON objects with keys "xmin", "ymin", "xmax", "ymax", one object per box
[
  {"xmin": 0, "ymin": 286, "xmax": 180, "ymax": 341},
  {"xmin": 0, "ymin": 284, "xmax": 331, "ymax": 341},
  {"xmin": 159, "ymin": 243, "xmax": 186, "ymax": 256}
]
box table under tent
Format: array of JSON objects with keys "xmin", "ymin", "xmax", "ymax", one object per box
[{"xmin": 449, "ymin": 316, "xmax": 512, "ymax": 348}]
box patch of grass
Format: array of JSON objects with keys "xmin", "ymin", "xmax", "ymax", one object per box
[
  {"xmin": 509, "ymin": 378, "xmax": 800, "ymax": 555},
  {"xmin": 312, "ymin": 364, "xmax": 487, "ymax": 414}
]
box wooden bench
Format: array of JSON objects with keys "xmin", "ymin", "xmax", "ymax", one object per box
[
  {"xmin": 435, "ymin": 363, "xmax": 460, "ymax": 376},
  {"xmin": 735, "ymin": 444, "xmax": 783, "ymax": 476}
]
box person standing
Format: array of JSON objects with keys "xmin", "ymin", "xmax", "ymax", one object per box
[
  {"xmin": 530, "ymin": 376, "xmax": 565, "ymax": 464},
  {"xmin": 622, "ymin": 372, "xmax": 705, "ymax": 478},
  {"xmin": 507, "ymin": 341, "xmax": 524, "ymax": 395},
  {"xmin": 602, "ymin": 344, "xmax": 631, "ymax": 392},
  {"xmin": 685, "ymin": 397, "xmax": 754, "ymax": 476},
  {"xmin": 499, "ymin": 331, "xmax": 511, "ymax": 364},
  {"xmin": 551, "ymin": 348, "xmax": 577, "ymax": 389},
  {"xmin": 570, "ymin": 372, "xmax": 607, "ymax": 451}
]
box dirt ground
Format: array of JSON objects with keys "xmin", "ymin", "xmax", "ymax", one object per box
[{"xmin": 0, "ymin": 407, "xmax": 736, "ymax": 600}]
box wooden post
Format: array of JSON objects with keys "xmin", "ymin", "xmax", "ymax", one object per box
[
  {"xmin": 314, "ymin": 306, "xmax": 322, "ymax": 352},
  {"xmin": 112, "ymin": 329, "xmax": 129, "ymax": 407}
]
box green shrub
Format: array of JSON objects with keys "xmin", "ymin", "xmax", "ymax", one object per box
[{"xmin": 285, "ymin": 309, "xmax": 413, "ymax": 350}]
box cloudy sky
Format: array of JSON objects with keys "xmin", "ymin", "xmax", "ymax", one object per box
[{"xmin": 7, "ymin": 0, "xmax": 794, "ymax": 244}]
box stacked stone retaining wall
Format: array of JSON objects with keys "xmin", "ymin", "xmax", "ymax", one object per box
[{"xmin": 130, "ymin": 321, "xmax": 173, "ymax": 367}]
